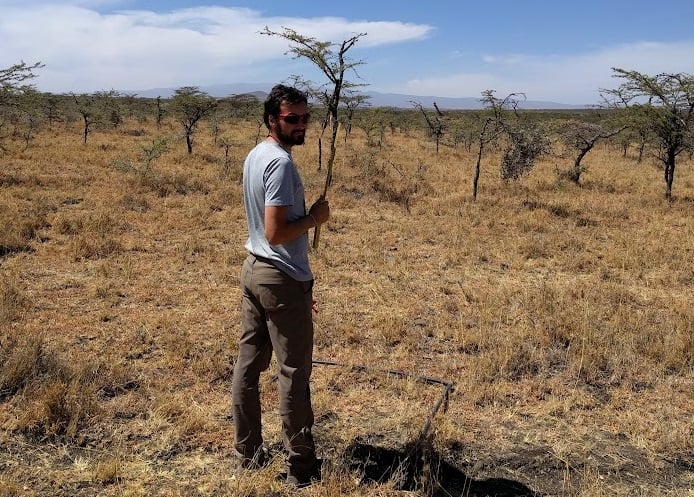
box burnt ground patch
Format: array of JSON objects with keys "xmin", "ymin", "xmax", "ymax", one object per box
[
  {"xmin": 342, "ymin": 431, "xmax": 693, "ymax": 496},
  {"xmin": 344, "ymin": 436, "xmax": 537, "ymax": 496}
]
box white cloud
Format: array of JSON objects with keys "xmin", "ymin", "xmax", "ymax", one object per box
[
  {"xmin": 0, "ymin": 4, "xmax": 432, "ymax": 93},
  {"xmin": 0, "ymin": 0, "xmax": 122, "ymax": 7},
  {"xmin": 4, "ymin": 3, "xmax": 692, "ymax": 104},
  {"xmin": 396, "ymin": 41, "xmax": 694, "ymax": 104}
]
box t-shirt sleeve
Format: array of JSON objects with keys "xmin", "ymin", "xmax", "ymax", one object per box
[{"xmin": 264, "ymin": 157, "xmax": 297, "ymax": 207}]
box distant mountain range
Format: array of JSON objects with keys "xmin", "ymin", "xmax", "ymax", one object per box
[{"xmin": 125, "ymin": 82, "xmax": 589, "ymax": 110}]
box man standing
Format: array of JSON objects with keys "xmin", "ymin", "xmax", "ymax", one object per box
[{"xmin": 232, "ymin": 84, "xmax": 329, "ymax": 487}]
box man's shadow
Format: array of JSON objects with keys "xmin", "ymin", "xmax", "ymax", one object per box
[{"xmin": 345, "ymin": 439, "xmax": 537, "ymax": 497}]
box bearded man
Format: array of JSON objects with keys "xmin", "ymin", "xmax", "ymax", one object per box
[{"xmin": 231, "ymin": 84, "xmax": 329, "ymax": 487}]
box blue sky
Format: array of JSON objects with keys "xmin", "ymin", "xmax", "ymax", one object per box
[{"xmin": 3, "ymin": 0, "xmax": 694, "ymax": 104}]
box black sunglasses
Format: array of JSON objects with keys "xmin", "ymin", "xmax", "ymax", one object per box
[{"xmin": 278, "ymin": 113, "xmax": 310, "ymax": 125}]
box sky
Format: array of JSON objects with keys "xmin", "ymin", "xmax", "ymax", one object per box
[{"xmin": 3, "ymin": 0, "xmax": 694, "ymax": 105}]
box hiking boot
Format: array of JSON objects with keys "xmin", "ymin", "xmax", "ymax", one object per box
[
  {"xmin": 285, "ymin": 458, "xmax": 322, "ymax": 488},
  {"xmin": 237, "ymin": 446, "xmax": 271, "ymax": 471}
]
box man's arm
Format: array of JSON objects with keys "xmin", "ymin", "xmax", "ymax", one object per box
[
  {"xmin": 264, "ymin": 205, "xmax": 316, "ymax": 246},
  {"xmin": 264, "ymin": 198, "xmax": 330, "ymax": 246}
]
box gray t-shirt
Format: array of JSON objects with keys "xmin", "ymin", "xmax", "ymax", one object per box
[{"xmin": 243, "ymin": 140, "xmax": 312, "ymax": 281}]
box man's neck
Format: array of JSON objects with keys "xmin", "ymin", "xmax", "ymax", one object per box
[{"xmin": 268, "ymin": 133, "xmax": 291, "ymax": 153}]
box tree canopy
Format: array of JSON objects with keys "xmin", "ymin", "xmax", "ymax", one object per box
[{"xmin": 601, "ymin": 68, "xmax": 694, "ymax": 198}]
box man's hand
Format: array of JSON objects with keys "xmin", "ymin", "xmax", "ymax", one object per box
[{"xmin": 309, "ymin": 197, "xmax": 330, "ymax": 226}]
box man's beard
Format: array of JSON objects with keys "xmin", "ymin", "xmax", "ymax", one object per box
[{"xmin": 277, "ymin": 128, "xmax": 305, "ymax": 146}]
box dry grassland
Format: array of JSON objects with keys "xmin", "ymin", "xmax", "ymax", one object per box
[{"xmin": 1, "ymin": 117, "xmax": 692, "ymax": 497}]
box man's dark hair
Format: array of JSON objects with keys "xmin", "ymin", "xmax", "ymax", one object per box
[{"xmin": 263, "ymin": 84, "xmax": 308, "ymax": 129}]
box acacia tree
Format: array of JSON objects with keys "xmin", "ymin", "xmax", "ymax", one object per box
[
  {"xmin": 100, "ymin": 90, "xmax": 124, "ymax": 128},
  {"xmin": 472, "ymin": 91, "xmax": 547, "ymax": 199},
  {"xmin": 43, "ymin": 94, "xmax": 62, "ymax": 127},
  {"xmin": 412, "ymin": 101, "xmax": 446, "ymax": 153},
  {"xmin": 71, "ymin": 90, "xmax": 120, "ymax": 144},
  {"xmin": 0, "ymin": 61, "xmax": 43, "ymax": 151},
  {"xmin": 355, "ymin": 107, "xmax": 391, "ymax": 148},
  {"xmin": 0, "ymin": 61, "xmax": 42, "ymax": 103},
  {"xmin": 557, "ymin": 120, "xmax": 626, "ymax": 184},
  {"xmin": 155, "ymin": 96, "xmax": 165, "ymax": 128},
  {"xmin": 340, "ymin": 91, "xmax": 370, "ymax": 143},
  {"xmin": 16, "ymin": 88, "xmax": 45, "ymax": 150},
  {"xmin": 472, "ymin": 93, "xmax": 506, "ymax": 200},
  {"xmin": 261, "ymin": 26, "xmax": 366, "ymax": 248},
  {"xmin": 170, "ymin": 86, "xmax": 217, "ymax": 154},
  {"xmin": 600, "ymin": 68, "xmax": 694, "ymax": 199},
  {"xmin": 447, "ymin": 114, "xmax": 479, "ymax": 152},
  {"xmin": 71, "ymin": 93, "xmax": 98, "ymax": 144}
]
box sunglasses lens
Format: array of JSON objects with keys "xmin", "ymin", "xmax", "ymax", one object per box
[{"xmin": 279, "ymin": 113, "xmax": 309, "ymax": 124}]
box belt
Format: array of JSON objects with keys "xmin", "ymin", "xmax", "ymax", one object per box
[{"xmin": 249, "ymin": 253, "xmax": 276, "ymax": 266}]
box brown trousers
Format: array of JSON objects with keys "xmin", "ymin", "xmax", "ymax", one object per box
[{"xmin": 231, "ymin": 255, "xmax": 316, "ymax": 476}]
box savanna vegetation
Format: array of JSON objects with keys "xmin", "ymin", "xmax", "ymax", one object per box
[{"xmin": 0, "ymin": 62, "xmax": 692, "ymax": 496}]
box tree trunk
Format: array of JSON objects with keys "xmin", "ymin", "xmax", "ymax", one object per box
[
  {"xmin": 570, "ymin": 148, "xmax": 590, "ymax": 184},
  {"xmin": 473, "ymin": 142, "xmax": 483, "ymax": 201},
  {"xmin": 637, "ymin": 141, "xmax": 645, "ymax": 163},
  {"xmin": 313, "ymin": 85, "xmax": 342, "ymax": 249},
  {"xmin": 156, "ymin": 97, "xmax": 163, "ymax": 129},
  {"xmin": 473, "ymin": 119, "xmax": 493, "ymax": 201},
  {"xmin": 665, "ymin": 151, "xmax": 676, "ymax": 199},
  {"xmin": 326, "ymin": 117, "xmax": 338, "ymax": 189},
  {"xmin": 318, "ymin": 138, "xmax": 322, "ymax": 172}
]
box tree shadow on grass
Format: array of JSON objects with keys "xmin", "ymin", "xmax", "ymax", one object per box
[{"xmin": 345, "ymin": 438, "xmax": 538, "ymax": 497}]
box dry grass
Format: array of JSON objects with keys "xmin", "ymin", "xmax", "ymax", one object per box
[{"xmin": 0, "ymin": 117, "xmax": 692, "ymax": 496}]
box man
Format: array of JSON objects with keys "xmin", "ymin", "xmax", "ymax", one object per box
[{"xmin": 231, "ymin": 84, "xmax": 329, "ymax": 487}]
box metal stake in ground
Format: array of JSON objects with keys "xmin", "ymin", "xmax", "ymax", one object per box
[{"xmin": 312, "ymin": 359, "xmax": 455, "ymax": 442}]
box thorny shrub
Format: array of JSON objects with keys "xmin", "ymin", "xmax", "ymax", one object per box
[{"xmin": 500, "ymin": 123, "xmax": 549, "ymax": 180}]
